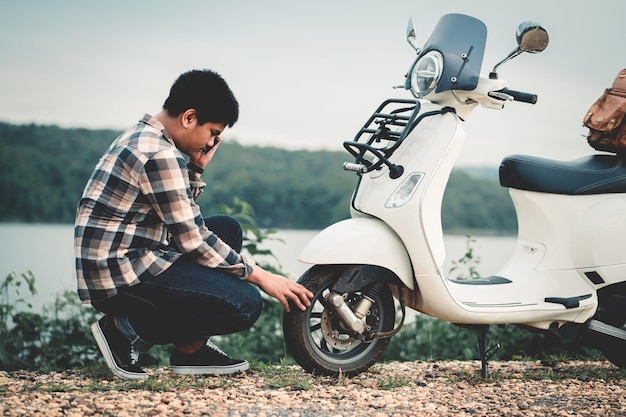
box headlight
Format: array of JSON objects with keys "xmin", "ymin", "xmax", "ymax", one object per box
[{"xmin": 410, "ymin": 51, "xmax": 443, "ymax": 97}]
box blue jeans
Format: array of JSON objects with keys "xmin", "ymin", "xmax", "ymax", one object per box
[{"xmin": 92, "ymin": 215, "xmax": 263, "ymax": 351}]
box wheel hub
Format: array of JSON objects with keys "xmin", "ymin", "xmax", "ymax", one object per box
[{"xmin": 320, "ymin": 309, "xmax": 363, "ymax": 351}]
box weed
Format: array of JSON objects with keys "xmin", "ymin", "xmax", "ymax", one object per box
[
  {"xmin": 256, "ymin": 363, "xmax": 314, "ymax": 390},
  {"xmin": 375, "ymin": 375, "xmax": 412, "ymax": 390}
]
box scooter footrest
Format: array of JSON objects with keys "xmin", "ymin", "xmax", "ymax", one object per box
[
  {"xmin": 449, "ymin": 275, "xmax": 511, "ymax": 285},
  {"xmin": 545, "ymin": 294, "xmax": 592, "ymax": 309}
]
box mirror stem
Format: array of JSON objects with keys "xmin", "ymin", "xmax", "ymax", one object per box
[{"xmin": 489, "ymin": 48, "xmax": 522, "ymax": 79}]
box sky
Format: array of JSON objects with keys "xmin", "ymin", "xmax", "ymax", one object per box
[{"xmin": 1, "ymin": 0, "xmax": 624, "ymax": 167}]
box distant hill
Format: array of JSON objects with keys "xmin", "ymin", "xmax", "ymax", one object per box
[{"xmin": 0, "ymin": 121, "xmax": 516, "ymax": 233}]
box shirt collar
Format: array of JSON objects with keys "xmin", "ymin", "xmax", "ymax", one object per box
[{"xmin": 140, "ymin": 114, "xmax": 176, "ymax": 147}]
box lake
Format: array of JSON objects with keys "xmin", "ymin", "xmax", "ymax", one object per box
[{"xmin": 0, "ymin": 223, "xmax": 516, "ymax": 312}]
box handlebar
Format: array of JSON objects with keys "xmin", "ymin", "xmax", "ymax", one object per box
[{"xmin": 490, "ymin": 88, "xmax": 537, "ymax": 104}]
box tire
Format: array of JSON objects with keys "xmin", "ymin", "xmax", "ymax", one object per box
[
  {"xmin": 283, "ymin": 265, "xmax": 396, "ymax": 377},
  {"xmin": 602, "ymin": 342, "xmax": 626, "ymax": 368}
]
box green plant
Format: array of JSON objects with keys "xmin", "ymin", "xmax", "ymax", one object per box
[
  {"xmin": 0, "ymin": 199, "xmax": 294, "ymax": 372},
  {"xmin": 448, "ymin": 235, "xmax": 481, "ymax": 280},
  {"xmin": 0, "ymin": 271, "xmax": 37, "ymax": 369},
  {"xmin": 0, "ymin": 271, "xmax": 36, "ymax": 324},
  {"xmin": 212, "ymin": 198, "xmax": 292, "ymax": 363},
  {"xmin": 374, "ymin": 375, "xmax": 412, "ymax": 390},
  {"xmin": 218, "ymin": 196, "xmax": 285, "ymax": 272},
  {"xmin": 256, "ymin": 362, "xmax": 314, "ymax": 390}
]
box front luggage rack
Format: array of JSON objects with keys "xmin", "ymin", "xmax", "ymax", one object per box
[{"xmin": 343, "ymin": 99, "xmax": 421, "ymax": 179}]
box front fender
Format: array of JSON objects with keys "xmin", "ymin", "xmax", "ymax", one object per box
[{"xmin": 299, "ymin": 217, "xmax": 414, "ymax": 289}]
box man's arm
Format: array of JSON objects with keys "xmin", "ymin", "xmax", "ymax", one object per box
[
  {"xmin": 141, "ymin": 147, "xmax": 312, "ymax": 309},
  {"xmin": 139, "ymin": 148, "xmax": 252, "ymax": 278}
]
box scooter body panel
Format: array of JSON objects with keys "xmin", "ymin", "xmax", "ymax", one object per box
[
  {"xmin": 511, "ymin": 190, "xmax": 626, "ymax": 273},
  {"xmin": 352, "ymin": 102, "xmax": 465, "ymax": 279},
  {"xmin": 411, "ymin": 272, "xmax": 597, "ymax": 329},
  {"xmin": 338, "ymin": 101, "xmax": 626, "ymax": 328}
]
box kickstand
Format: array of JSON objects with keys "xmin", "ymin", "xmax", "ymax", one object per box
[{"xmin": 477, "ymin": 325, "xmax": 501, "ymax": 379}]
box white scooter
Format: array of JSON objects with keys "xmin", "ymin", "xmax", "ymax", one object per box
[{"xmin": 282, "ymin": 13, "xmax": 626, "ymax": 377}]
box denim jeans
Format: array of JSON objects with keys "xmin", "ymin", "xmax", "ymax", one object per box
[{"xmin": 92, "ymin": 215, "xmax": 263, "ymax": 351}]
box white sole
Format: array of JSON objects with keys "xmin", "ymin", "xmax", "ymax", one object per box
[
  {"xmin": 170, "ymin": 361, "xmax": 249, "ymax": 375},
  {"xmin": 91, "ymin": 321, "xmax": 148, "ymax": 380}
]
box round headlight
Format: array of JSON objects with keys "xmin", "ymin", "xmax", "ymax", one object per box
[{"xmin": 410, "ymin": 51, "xmax": 443, "ymax": 97}]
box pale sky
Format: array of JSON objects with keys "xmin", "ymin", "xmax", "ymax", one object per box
[{"xmin": 1, "ymin": 0, "xmax": 624, "ymax": 166}]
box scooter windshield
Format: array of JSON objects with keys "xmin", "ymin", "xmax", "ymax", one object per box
[{"xmin": 419, "ymin": 14, "xmax": 487, "ymax": 93}]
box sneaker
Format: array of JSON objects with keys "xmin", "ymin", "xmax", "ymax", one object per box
[
  {"xmin": 91, "ymin": 316, "xmax": 148, "ymax": 380},
  {"xmin": 170, "ymin": 339, "xmax": 249, "ymax": 375}
]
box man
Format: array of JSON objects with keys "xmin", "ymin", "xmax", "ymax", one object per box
[{"xmin": 75, "ymin": 69, "xmax": 312, "ymax": 380}]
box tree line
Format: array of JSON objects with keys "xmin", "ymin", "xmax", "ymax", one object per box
[{"xmin": 0, "ymin": 121, "xmax": 516, "ymax": 233}]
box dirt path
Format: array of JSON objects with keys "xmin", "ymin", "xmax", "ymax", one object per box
[{"xmin": 1, "ymin": 361, "xmax": 625, "ymax": 416}]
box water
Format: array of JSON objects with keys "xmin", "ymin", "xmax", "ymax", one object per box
[
  {"xmin": 0, "ymin": 223, "xmax": 75, "ymax": 313},
  {"xmin": 0, "ymin": 224, "xmax": 516, "ymax": 312}
]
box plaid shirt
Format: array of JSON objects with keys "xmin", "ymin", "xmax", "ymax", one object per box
[{"xmin": 75, "ymin": 114, "xmax": 253, "ymax": 304}]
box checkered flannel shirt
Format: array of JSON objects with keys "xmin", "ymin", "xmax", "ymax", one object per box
[{"xmin": 74, "ymin": 114, "xmax": 254, "ymax": 303}]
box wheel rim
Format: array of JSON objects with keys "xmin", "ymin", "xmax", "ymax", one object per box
[{"xmin": 303, "ymin": 278, "xmax": 390, "ymax": 367}]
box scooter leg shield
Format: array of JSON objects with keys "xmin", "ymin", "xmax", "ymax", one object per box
[{"xmin": 297, "ymin": 217, "xmax": 414, "ymax": 290}]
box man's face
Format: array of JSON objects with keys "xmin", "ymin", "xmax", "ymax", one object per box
[{"xmin": 177, "ymin": 118, "xmax": 226, "ymax": 157}]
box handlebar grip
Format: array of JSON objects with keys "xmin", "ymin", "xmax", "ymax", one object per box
[
  {"xmin": 343, "ymin": 162, "xmax": 368, "ymax": 173},
  {"xmin": 500, "ymin": 88, "xmax": 537, "ymax": 104}
]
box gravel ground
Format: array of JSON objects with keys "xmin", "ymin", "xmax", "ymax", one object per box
[{"xmin": 1, "ymin": 361, "xmax": 625, "ymax": 417}]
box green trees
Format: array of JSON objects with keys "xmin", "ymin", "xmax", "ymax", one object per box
[
  {"xmin": 198, "ymin": 143, "xmax": 355, "ymax": 229},
  {"xmin": 0, "ymin": 123, "xmax": 116, "ymax": 223},
  {"xmin": 0, "ymin": 121, "xmax": 516, "ymax": 233},
  {"xmin": 442, "ymin": 170, "xmax": 517, "ymax": 233}
]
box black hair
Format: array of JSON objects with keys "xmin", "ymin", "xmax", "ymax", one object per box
[{"xmin": 163, "ymin": 69, "xmax": 239, "ymax": 127}]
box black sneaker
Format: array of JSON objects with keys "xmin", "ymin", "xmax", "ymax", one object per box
[
  {"xmin": 170, "ymin": 339, "xmax": 249, "ymax": 375},
  {"xmin": 91, "ymin": 316, "xmax": 148, "ymax": 380}
]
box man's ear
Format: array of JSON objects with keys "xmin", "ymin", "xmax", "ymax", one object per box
[{"xmin": 182, "ymin": 109, "xmax": 197, "ymax": 127}]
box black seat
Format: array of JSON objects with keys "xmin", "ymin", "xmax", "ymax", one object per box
[{"xmin": 499, "ymin": 154, "xmax": 626, "ymax": 195}]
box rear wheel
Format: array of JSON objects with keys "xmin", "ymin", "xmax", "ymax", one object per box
[{"xmin": 283, "ymin": 265, "xmax": 396, "ymax": 376}]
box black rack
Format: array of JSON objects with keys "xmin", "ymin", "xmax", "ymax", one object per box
[{"xmin": 343, "ymin": 99, "xmax": 421, "ymax": 179}]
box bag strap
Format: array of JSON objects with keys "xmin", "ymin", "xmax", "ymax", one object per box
[{"xmin": 607, "ymin": 88, "xmax": 626, "ymax": 99}]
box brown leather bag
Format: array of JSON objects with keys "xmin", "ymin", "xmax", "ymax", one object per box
[{"xmin": 583, "ymin": 69, "xmax": 626, "ymax": 153}]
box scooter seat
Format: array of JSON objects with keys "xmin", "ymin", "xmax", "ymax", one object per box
[{"xmin": 499, "ymin": 154, "xmax": 626, "ymax": 195}]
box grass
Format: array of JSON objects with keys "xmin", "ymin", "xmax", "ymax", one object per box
[
  {"xmin": 256, "ymin": 363, "xmax": 314, "ymax": 390},
  {"xmin": 372, "ymin": 375, "xmax": 413, "ymax": 390}
]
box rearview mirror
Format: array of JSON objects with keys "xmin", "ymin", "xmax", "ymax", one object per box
[
  {"xmin": 516, "ymin": 21, "xmax": 549, "ymax": 53},
  {"xmin": 490, "ymin": 21, "xmax": 549, "ymax": 78},
  {"xmin": 406, "ymin": 18, "xmax": 421, "ymax": 52}
]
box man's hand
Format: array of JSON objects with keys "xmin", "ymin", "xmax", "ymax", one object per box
[
  {"xmin": 189, "ymin": 137, "xmax": 221, "ymax": 170},
  {"xmin": 246, "ymin": 266, "xmax": 313, "ymax": 312}
]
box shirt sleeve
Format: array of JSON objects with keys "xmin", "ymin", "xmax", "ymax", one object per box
[
  {"xmin": 188, "ymin": 170, "xmax": 206, "ymax": 200},
  {"xmin": 138, "ymin": 149, "xmax": 254, "ymax": 279}
]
